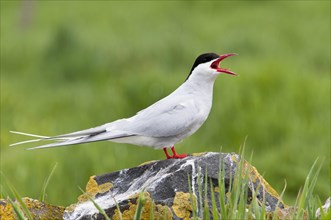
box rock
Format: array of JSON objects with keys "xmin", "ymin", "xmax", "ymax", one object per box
[
  {"xmin": 0, "ymin": 197, "xmax": 65, "ymax": 220},
  {"xmin": 64, "ymin": 152, "xmax": 284, "ymax": 220}
]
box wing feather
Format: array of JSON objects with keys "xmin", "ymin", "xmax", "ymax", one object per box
[{"xmin": 127, "ymin": 99, "xmax": 200, "ymax": 137}]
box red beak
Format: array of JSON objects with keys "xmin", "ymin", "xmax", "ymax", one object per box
[{"xmin": 210, "ymin": 53, "xmax": 237, "ymax": 75}]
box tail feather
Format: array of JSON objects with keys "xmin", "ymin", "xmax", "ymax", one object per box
[
  {"xmin": 26, "ymin": 136, "xmax": 94, "ymax": 150},
  {"xmin": 10, "ymin": 138, "xmax": 44, "ymax": 147},
  {"xmin": 43, "ymin": 124, "xmax": 110, "ymax": 139},
  {"xmin": 10, "ymin": 131, "xmax": 50, "ymax": 139},
  {"xmin": 9, "ymin": 131, "xmax": 75, "ymax": 147},
  {"xmin": 26, "ymin": 133, "xmax": 135, "ymax": 150},
  {"xmin": 10, "ymin": 128, "xmax": 135, "ymax": 150}
]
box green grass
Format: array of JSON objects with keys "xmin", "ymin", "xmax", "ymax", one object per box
[{"xmin": 1, "ymin": 1, "xmax": 330, "ymax": 207}]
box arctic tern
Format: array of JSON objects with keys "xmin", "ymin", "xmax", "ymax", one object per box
[{"xmin": 10, "ymin": 53, "xmax": 237, "ymax": 159}]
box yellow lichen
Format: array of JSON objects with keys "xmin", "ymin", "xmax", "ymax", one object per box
[
  {"xmin": 243, "ymin": 161, "xmax": 281, "ymax": 201},
  {"xmin": 0, "ymin": 200, "xmax": 15, "ymax": 220},
  {"xmin": 77, "ymin": 194, "xmax": 89, "ymax": 203},
  {"xmin": 139, "ymin": 160, "xmax": 158, "ymax": 166},
  {"xmin": 0, "ymin": 198, "xmax": 64, "ymax": 220},
  {"xmin": 21, "ymin": 197, "xmax": 65, "ymax": 219},
  {"xmin": 78, "ymin": 176, "xmax": 113, "ymax": 203},
  {"xmin": 266, "ymin": 206, "xmax": 307, "ymax": 220},
  {"xmin": 172, "ymin": 192, "xmax": 196, "ymax": 220},
  {"xmin": 65, "ymin": 204, "xmax": 77, "ymax": 213},
  {"xmin": 231, "ymin": 154, "xmax": 239, "ymax": 162},
  {"xmin": 99, "ymin": 182, "xmax": 113, "ymax": 194},
  {"xmin": 113, "ymin": 202, "xmax": 136, "ymax": 220},
  {"xmin": 155, "ymin": 204, "xmax": 172, "ymax": 219},
  {"xmin": 112, "ymin": 192, "xmax": 172, "ymax": 220},
  {"xmin": 230, "ymin": 156, "xmax": 282, "ymax": 204},
  {"xmin": 191, "ymin": 152, "xmax": 207, "ymax": 157}
]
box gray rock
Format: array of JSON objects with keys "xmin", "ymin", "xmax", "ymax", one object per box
[{"xmin": 64, "ymin": 152, "xmax": 284, "ymax": 220}]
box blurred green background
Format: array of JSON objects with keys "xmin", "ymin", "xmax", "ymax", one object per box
[{"xmin": 1, "ymin": 1, "xmax": 330, "ymax": 206}]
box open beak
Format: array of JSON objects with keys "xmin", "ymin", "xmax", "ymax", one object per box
[{"xmin": 210, "ymin": 53, "xmax": 237, "ymax": 76}]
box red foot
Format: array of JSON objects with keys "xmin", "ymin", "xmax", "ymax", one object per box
[{"xmin": 163, "ymin": 146, "xmax": 188, "ymax": 159}]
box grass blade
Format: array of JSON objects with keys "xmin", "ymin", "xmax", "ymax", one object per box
[
  {"xmin": 294, "ymin": 159, "xmax": 321, "ymax": 219},
  {"xmin": 40, "ymin": 162, "xmax": 58, "ymax": 202},
  {"xmin": 218, "ymin": 156, "xmax": 227, "ymax": 219},
  {"xmin": 6, "ymin": 197, "xmax": 28, "ymax": 220},
  {"xmin": 78, "ymin": 186, "xmax": 110, "ymax": 220},
  {"xmin": 109, "ymin": 191, "xmax": 123, "ymax": 220},
  {"xmin": 187, "ymin": 174, "xmax": 198, "ymax": 219},
  {"xmin": 210, "ymin": 179, "xmax": 220, "ymax": 220},
  {"xmin": 134, "ymin": 191, "xmax": 146, "ymax": 220},
  {"xmin": 1, "ymin": 173, "xmax": 33, "ymax": 220},
  {"xmin": 260, "ymin": 186, "xmax": 267, "ymax": 220},
  {"xmin": 203, "ymin": 168, "xmax": 210, "ymax": 220},
  {"xmin": 150, "ymin": 201, "xmax": 154, "ymax": 220}
]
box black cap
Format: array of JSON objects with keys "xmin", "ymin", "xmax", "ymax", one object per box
[{"xmin": 186, "ymin": 53, "xmax": 219, "ymax": 80}]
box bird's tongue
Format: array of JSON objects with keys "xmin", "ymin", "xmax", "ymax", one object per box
[{"xmin": 211, "ymin": 53, "xmax": 237, "ymax": 75}]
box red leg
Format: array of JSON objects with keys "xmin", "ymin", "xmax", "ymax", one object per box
[
  {"xmin": 170, "ymin": 146, "xmax": 187, "ymax": 159},
  {"xmin": 163, "ymin": 148, "xmax": 172, "ymax": 159},
  {"xmin": 163, "ymin": 146, "xmax": 187, "ymax": 159}
]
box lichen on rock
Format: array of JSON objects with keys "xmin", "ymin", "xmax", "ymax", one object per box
[
  {"xmin": 172, "ymin": 192, "xmax": 197, "ymax": 219},
  {"xmin": 0, "ymin": 199, "xmax": 14, "ymax": 220},
  {"xmin": 78, "ymin": 175, "xmax": 113, "ymax": 203},
  {"xmin": 0, "ymin": 197, "xmax": 64, "ymax": 220},
  {"xmin": 112, "ymin": 192, "xmax": 172, "ymax": 220}
]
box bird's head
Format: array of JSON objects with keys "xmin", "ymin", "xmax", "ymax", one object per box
[{"xmin": 187, "ymin": 53, "xmax": 237, "ymax": 81}]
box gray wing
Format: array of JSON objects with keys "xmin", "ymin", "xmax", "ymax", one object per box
[{"xmin": 123, "ymin": 98, "xmax": 202, "ymax": 137}]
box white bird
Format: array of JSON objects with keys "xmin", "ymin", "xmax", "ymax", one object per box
[{"xmin": 10, "ymin": 53, "xmax": 237, "ymax": 159}]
